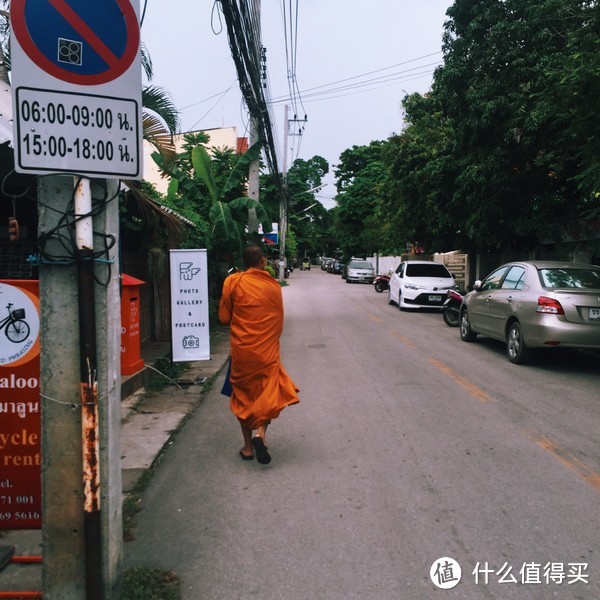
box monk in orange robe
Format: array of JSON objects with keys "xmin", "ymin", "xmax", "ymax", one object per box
[{"xmin": 219, "ymin": 244, "xmax": 299, "ymax": 464}]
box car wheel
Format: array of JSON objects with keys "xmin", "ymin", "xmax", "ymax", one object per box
[
  {"xmin": 506, "ymin": 321, "xmax": 532, "ymax": 364},
  {"xmin": 460, "ymin": 309, "xmax": 477, "ymax": 342},
  {"xmin": 398, "ymin": 292, "xmax": 404, "ymax": 311}
]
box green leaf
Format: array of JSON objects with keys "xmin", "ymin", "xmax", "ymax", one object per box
[
  {"xmin": 209, "ymin": 201, "xmax": 241, "ymax": 245},
  {"xmin": 222, "ymin": 141, "xmax": 263, "ymax": 196},
  {"xmin": 192, "ymin": 146, "xmax": 219, "ymax": 203},
  {"xmin": 229, "ymin": 197, "xmax": 272, "ymax": 233},
  {"xmin": 166, "ymin": 178, "xmax": 179, "ymax": 200}
]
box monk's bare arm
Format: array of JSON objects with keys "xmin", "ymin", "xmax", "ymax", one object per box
[{"xmin": 219, "ymin": 277, "xmax": 233, "ymax": 325}]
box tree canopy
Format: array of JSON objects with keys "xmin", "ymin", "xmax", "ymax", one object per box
[{"xmin": 328, "ymin": 0, "xmax": 599, "ymax": 258}]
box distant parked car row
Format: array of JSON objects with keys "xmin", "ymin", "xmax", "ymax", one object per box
[{"xmin": 319, "ymin": 257, "xmax": 375, "ymax": 283}]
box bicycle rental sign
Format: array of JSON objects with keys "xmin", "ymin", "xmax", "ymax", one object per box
[{"xmin": 0, "ymin": 280, "xmax": 42, "ymax": 529}]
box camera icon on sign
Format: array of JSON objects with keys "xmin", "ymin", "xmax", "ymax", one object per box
[{"xmin": 182, "ymin": 335, "xmax": 200, "ymax": 349}]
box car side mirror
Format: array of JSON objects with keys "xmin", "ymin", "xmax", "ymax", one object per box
[{"xmin": 473, "ymin": 280, "xmax": 482, "ymax": 291}]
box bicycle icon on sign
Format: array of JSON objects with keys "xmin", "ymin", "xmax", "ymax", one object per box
[{"xmin": 0, "ymin": 303, "xmax": 30, "ymax": 343}]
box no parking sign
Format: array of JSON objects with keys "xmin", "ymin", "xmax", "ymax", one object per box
[{"xmin": 10, "ymin": 0, "xmax": 143, "ymax": 178}]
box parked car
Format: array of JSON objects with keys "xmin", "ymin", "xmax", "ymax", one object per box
[
  {"xmin": 388, "ymin": 261, "xmax": 455, "ymax": 308},
  {"xmin": 332, "ymin": 259, "xmax": 344, "ymax": 275},
  {"xmin": 321, "ymin": 257, "xmax": 333, "ymax": 271},
  {"xmin": 459, "ymin": 261, "xmax": 600, "ymax": 364},
  {"xmin": 345, "ymin": 259, "xmax": 375, "ymax": 284}
]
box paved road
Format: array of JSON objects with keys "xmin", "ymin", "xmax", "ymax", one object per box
[{"xmin": 125, "ymin": 268, "xmax": 600, "ymax": 599}]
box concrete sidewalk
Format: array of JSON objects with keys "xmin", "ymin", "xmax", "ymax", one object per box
[
  {"xmin": 120, "ymin": 326, "xmax": 230, "ymax": 494},
  {"xmin": 0, "ymin": 326, "xmax": 231, "ymax": 593}
]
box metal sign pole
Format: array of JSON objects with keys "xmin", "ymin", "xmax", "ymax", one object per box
[{"xmin": 74, "ymin": 177, "xmax": 103, "ymax": 600}]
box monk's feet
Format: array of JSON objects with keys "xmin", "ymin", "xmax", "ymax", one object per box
[
  {"xmin": 239, "ymin": 448, "xmax": 254, "ymax": 461},
  {"xmin": 252, "ymin": 436, "xmax": 271, "ymax": 464}
]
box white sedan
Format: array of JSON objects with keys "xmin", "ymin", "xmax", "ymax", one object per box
[{"xmin": 388, "ymin": 260, "xmax": 456, "ymax": 309}]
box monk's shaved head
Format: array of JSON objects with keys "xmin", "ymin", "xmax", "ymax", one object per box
[{"xmin": 242, "ymin": 244, "xmax": 265, "ymax": 268}]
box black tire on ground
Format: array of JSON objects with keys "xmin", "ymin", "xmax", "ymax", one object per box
[
  {"xmin": 460, "ymin": 309, "xmax": 477, "ymax": 342},
  {"xmin": 506, "ymin": 321, "xmax": 532, "ymax": 364},
  {"xmin": 443, "ymin": 305, "xmax": 460, "ymax": 327}
]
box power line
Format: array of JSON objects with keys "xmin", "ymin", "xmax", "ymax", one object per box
[
  {"xmin": 272, "ymin": 67, "xmax": 439, "ymax": 106},
  {"xmin": 269, "ymin": 55, "xmax": 442, "ymax": 105},
  {"xmin": 218, "ymin": 0, "xmax": 281, "ymax": 183},
  {"xmin": 179, "ymin": 81, "xmax": 239, "ymax": 111}
]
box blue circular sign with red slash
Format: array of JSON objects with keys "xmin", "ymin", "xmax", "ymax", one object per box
[{"xmin": 11, "ymin": 0, "xmax": 140, "ymax": 86}]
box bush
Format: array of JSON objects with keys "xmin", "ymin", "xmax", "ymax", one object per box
[{"xmin": 123, "ymin": 567, "xmax": 179, "ymax": 599}]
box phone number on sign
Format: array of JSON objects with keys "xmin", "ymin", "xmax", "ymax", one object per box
[{"xmin": 0, "ymin": 511, "xmax": 40, "ymax": 521}]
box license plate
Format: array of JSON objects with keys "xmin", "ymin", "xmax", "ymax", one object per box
[
  {"xmin": 429, "ymin": 295, "xmax": 442, "ymax": 302},
  {"xmin": 589, "ymin": 308, "xmax": 600, "ymax": 321}
]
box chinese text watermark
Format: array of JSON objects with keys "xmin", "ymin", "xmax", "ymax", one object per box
[{"xmin": 431, "ymin": 558, "xmax": 589, "ymax": 589}]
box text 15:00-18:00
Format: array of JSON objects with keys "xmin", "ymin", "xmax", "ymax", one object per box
[{"xmin": 22, "ymin": 134, "xmax": 116, "ymax": 161}]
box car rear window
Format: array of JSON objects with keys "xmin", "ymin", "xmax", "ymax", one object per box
[
  {"xmin": 349, "ymin": 261, "xmax": 373, "ymax": 269},
  {"xmin": 539, "ymin": 268, "xmax": 600, "ymax": 289},
  {"xmin": 405, "ymin": 263, "xmax": 452, "ymax": 278}
]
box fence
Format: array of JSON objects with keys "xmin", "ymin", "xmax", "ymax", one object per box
[{"xmin": 367, "ymin": 252, "xmax": 469, "ymax": 292}]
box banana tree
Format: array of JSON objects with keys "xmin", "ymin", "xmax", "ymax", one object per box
[{"xmin": 191, "ymin": 142, "xmax": 272, "ymax": 252}]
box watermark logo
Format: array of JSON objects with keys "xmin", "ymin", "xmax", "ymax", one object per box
[{"xmin": 431, "ymin": 557, "xmax": 462, "ymax": 589}]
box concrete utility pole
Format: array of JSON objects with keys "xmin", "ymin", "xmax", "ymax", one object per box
[
  {"xmin": 247, "ymin": 0, "xmax": 261, "ymax": 235},
  {"xmin": 248, "ymin": 117, "xmax": 260, "ymax": 235},
  {"xmin": 39, "ymin": 175, "xmax": 122, "ymax": 598},
  {"xmin": 279, "ymin": 104, "xmax": 289, "ymax": 282}
]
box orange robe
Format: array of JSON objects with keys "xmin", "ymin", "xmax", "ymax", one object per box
[{"xmin": 219, "ymin": 268, "xmax": 299, "ymax": 429}]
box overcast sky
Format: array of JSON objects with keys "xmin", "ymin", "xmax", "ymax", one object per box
[{"xmin": 141, "ymin": 1, "xmax": 453, "ymax": 207}]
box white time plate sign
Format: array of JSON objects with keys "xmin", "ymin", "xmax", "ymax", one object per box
[{"xmin": 14, "ymin": 87, "xmax": 141, "ymax": 178}]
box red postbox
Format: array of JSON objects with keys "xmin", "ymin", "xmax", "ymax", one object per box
[{"xmin": 121, "ymin": 274, "xmax": 145, "ymax": 376}]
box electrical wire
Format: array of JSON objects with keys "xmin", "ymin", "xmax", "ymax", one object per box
[
  {"xmin": 279, "ymin": 0, "xmax": 307, "ymax": 165},
  {"xmin": 30, "ymin": 176, "xmax": 119, "ymax": 286},
  {"xmin": 179, "ymin": 82, "xmax": 239, "ymax": 111},
  {"xmin": 187, "ymin": 81, "xmax": 239, "ymax": 130},
  {"xmin": 300, "ymin": 72, "xmax": 438, "ymax": 107},
  {"xmin": 140, "ymin": 0, "xmax": 148, "ymax": 26},
  {"xmin": 218, "ymin": 0, "xmax": 282, "ymax": 185},
  {"xmin": 268, "ymin": 54, "xmax": 443, "ymax": 106}
]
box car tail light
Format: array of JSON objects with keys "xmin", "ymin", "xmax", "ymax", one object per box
[{"xmin": 536, "ymin": 296, "xmax": 564, "ymax": 315}]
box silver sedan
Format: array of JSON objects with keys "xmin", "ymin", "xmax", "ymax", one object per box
[{"xmin": 459, "ymin": 261, "xmax": 600, "ymax": 364}]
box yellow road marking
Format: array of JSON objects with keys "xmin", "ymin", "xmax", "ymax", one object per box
[
  {"xmin": 531, "ymin": 434, "xmax": 600, "ymax": 494},
  {"xmin": 391, "ymin": 330, "xmax": 417, "ymax": 349},
  {"xmin": 369, "ymin": 314, "xmax": 384, "ymax": 324},
  {"xmin": 427, "ymin": 357, "xmax": 493, "ymax": 402}
]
